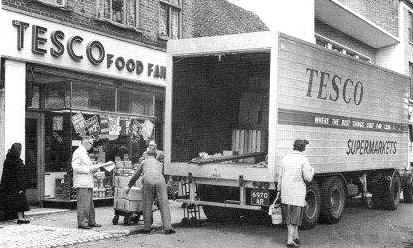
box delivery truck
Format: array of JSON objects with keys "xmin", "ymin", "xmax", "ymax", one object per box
[{"xmin": 163, "ymin": 32, "xmax": 413, "ymax": 229}]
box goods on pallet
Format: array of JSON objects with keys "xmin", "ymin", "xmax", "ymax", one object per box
[{"xmin": 112, "ymin": 161, "xmax": 143, "ymax": 225}]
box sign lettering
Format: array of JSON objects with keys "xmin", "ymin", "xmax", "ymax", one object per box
[
  {"xmin": 12, "ymin": 20, "xmax": 166, "ymax": 79},
  {"xmin": 306, "ymin": 67, "xmax": 364, "ymax": 105}
]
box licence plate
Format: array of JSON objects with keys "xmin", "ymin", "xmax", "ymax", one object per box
[{"xmin": 250, "ymin": 189, "xmax": 270, "ymax": 206}]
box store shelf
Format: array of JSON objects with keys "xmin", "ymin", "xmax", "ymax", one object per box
[{"xmin": 42, "ymin": 197, "xmax": 114, "ymax": 209}]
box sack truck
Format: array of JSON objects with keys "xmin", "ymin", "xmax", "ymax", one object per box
[{"xmin": 163, "ymin": 32, "xmax": 413, "ymax": 229}]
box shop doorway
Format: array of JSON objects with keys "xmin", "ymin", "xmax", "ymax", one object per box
[{"xmin": 25, "ymin": 111, "xmax": 45, "ymax": 205}]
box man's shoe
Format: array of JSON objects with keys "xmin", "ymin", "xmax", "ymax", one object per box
[
  {"xmin": 78, "ymin": 226, "xmax": 93, "ymax": 229},
  {"xmin": 164, "ymin": 229, "xmax": 176, "ymax": 235},
  {"xmin": 89, "ymin": 223, "xmax": 102, "ymax": 228},
  {"xmin": 17, "ymin": 219, "xmax": 30, "ymax": 224},
  {"xmin": 286, "ymin": 242, "xmax": 299, "ymax": 248},
  {"xmin": 293, "ymin": 238, "xmax": 300, "ymax": 245}
]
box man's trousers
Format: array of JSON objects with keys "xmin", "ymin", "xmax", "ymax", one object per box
[
  {"xmin": 142, "ymin": 175, "xmax": 172, "ymax": 230},
  {"xmin": 76, "ymin": 188, "xmax": 96, "ymax": 227}
]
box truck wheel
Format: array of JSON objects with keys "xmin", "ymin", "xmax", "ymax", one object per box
[
  {"xmin": 402, "ymin": 175, "xmax": 413, "ymax": 203},
  {"xmin": 320, "ymin": 176, "xmax": 346, "ymax": 224},
  {"xmin": 301, "ymin": 181, "xmax": 321, "ymax": 230},
  {"xmin": 382, "ymin": 171, "xmax": 401, "ymax": 210}
]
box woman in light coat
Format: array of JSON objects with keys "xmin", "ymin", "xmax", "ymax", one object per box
[{"xmin": 276, "ymin": 139, "xmax": 314, "ymax": 247}]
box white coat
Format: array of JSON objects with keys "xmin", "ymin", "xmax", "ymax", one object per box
[
  {"xmin": 71, "ymin": 145, "xmax": 99, "ymax": 188},
  {"xmin": 277, "ymin": 151, "xmax": 314, "ymax": 207}
]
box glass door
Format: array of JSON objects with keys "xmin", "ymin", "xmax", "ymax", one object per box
[{"xmin": 25, "ymin": 112, "xmax": 44, "ymax": 205}]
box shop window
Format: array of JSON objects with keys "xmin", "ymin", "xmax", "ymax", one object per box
[
  {"xmin": 96, "ymin": 0, "xmax": 140, "ymax": 29},
  {"xmin": 71, "ymin": 82, "xmax": 116, "ymax": 112},
  {"xmin": 117, "ymin": 89, "xmax": 154, "ymax": 116},
  {"xmin": 26, "ymin": 84, "xmax": 41, "ymax": 109},
  {"xmin": 159, "ymin": 0, "xmax": 181, "ymax": 39},
  {"xmin": 44, "ymin": 81, "xmax": 71, "ymax": 110}
]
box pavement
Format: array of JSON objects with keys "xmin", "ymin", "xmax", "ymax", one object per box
[{"xmin": 0, "ymin": 200, "xmax": 187, "ymax": 248}]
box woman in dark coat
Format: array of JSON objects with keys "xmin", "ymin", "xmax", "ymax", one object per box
[{"xmin": 0, "ymin": 143, "xmax": 30, "ymax": 223}]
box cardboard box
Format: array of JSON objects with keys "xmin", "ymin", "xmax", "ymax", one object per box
[
  {"xmin": 124, "ymin": 161, "xmax": 133, "ymax": 169},
  {"xmin": 115, "ymin": 161, "xmax": 125, "ymax": 168},
  {"xmin": 124, "ymin": 200, "xmax": 142, "ymax": 212},
  {"xmin": 114, "ymin": 198, "xmax": 126, "ymax": 210},
  {"xmin": 114, "ymin": 187, "xmax": 123, "ymax": 198},
  {"xmin": 127, "ymin": 187, "xmax": 142, "ymax": 201},
  {"xmin": 114, "ymin": 176, "xmax": 131, "ymax": 187}
]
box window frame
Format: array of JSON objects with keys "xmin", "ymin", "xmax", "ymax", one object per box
[
  {"xmin": 409, "ymin": 11, "xmax": 413, "ymax": 43},
  {"xmin": 95, "ymin": 0, "xmax": 142, "ymax": 32},
  {"xmin": 158, "ymin": 0, "xmax": 182, "ymax": 40},
  {"xmin": 315, "ymin": 33, "xmax": 371, "ymax": 62},
  {"xmin": 35, "ymin": 0, "xmax": 69, "ymax": 10}
]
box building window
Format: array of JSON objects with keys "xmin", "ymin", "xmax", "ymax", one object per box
[
  {"xmin": 315, "ymin": 33, "xmax": 371, "ymax": 62},
  {"xmin": 35, "ymin": 0, "xmax": 67, "ymax": 9},
  {"xmin": 409, "ymin": 11, "xmax": 413, "ymax": 43},
  {"xmin": 409, "ymin": 62, "xmax": 413, "ymax": 98},
  {"xmin": 159, "ymin": 0, "xmax": 181, "ymax": 39},
  {"xmin": 96, "ymin": 0, "xmax": 139, "ymax": 29}
]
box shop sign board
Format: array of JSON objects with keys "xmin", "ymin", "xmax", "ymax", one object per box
[{"xmin": 1, "ymin": 10, "xmax": 167, "ymax": 87}]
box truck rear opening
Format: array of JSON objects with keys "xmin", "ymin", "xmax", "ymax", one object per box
[{"xmin": 171, "ymin": 52, "xmax": 270, "ymax": 166}]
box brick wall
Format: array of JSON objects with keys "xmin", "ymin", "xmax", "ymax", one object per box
[
  {"xmin": 2, "ymin": 0, "xmax": 194, "ymax": 49},
  {"xmin": 403, "ymin": 5, "xmax": 413, "ymax": 74},
  {"xmin": 338, "ymin": 0, "xmax": 399, "ymax": 37}
]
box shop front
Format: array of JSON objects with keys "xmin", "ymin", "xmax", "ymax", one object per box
[{"xmin": 0, "ymin": 10, "xmax": 167, "ymax": 207}]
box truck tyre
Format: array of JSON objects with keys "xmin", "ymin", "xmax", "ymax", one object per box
[
  {"xmin": 403, "ymin": 175, "xmax": 413, "ymax": 203},
  {"xmin": 320, "ymin": 176, "xmax": 346, "ymax": 224},
  {"xmin": 301, "ymin": 181, "xmax": 321, "ymax": 230},
  {"xmin": 382, "ymin": 171, "xmax": 401, "ymax": 210}
]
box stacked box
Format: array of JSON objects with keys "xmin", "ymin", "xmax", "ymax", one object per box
[
  {"xmin": 55, "ymin": 177, "xmax": 74, "ymax": 200},
  {"xmin": 115, "ymin": 161, "xmax": 125, "ymax": 169},
  {"xmin": 113, "ymin": 176, "xmax": 131, "ymax": 187},
  {"xmin": 114, "ymin": 168, "xmax": 135, "ymax": 177},
  {"xmin": 105, "ymin": 185, "xmax": 114, "ymax": 197},
  {"xmin": 124, "ymin": 160, "xmax": 133, "ymax": 169},
  {"xmin": 114, "ymin": 187, "xmax": 143, "ymax": 211},
  {"xmin": 124, "ymin": 200, "xmax": 142, "ymax": 211}
]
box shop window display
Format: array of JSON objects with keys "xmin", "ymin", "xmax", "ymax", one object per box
[{"xmin": 26, "ymin": 66, "xmax": 161, "ymax": 202}]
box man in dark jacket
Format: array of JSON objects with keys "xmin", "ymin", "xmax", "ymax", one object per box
[{"xmin": 127, "ymin": 150, "xmax": 175, "ymax": 235}]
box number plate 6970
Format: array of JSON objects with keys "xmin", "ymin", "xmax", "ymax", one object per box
[{"xmin": 250, "ymin": 189, "xmax": 270, "ymax": 206}]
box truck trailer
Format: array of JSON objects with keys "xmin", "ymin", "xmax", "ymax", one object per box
[{"xmin": 164, "ymin": 32, "xmax": 413, "ymax": 229}]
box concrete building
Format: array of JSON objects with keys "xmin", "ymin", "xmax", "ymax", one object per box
[
  {"xmin": 233, "ymin": 0, "xmax": 413, "ymax": 75},
  {"xmin": 0, "ymin": 0, "xmax": 267, "ymax": 209}
]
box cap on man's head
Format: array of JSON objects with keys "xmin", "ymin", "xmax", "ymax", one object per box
[
  {"xmin": 147, "ymin": 150, "xmax": 157, "ymax": 157},
  {"xmin": 293, "ymin": 139, "xmax": 309, "ymax": 147}
]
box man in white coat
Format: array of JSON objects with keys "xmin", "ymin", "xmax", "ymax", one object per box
[
  {"xmin": 72, "ymin": 136, "xmax": 111, "ymax": 229},
  {"xmin": 277, "ymin": 139, "xmax": 314, "ymax": 247}
]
